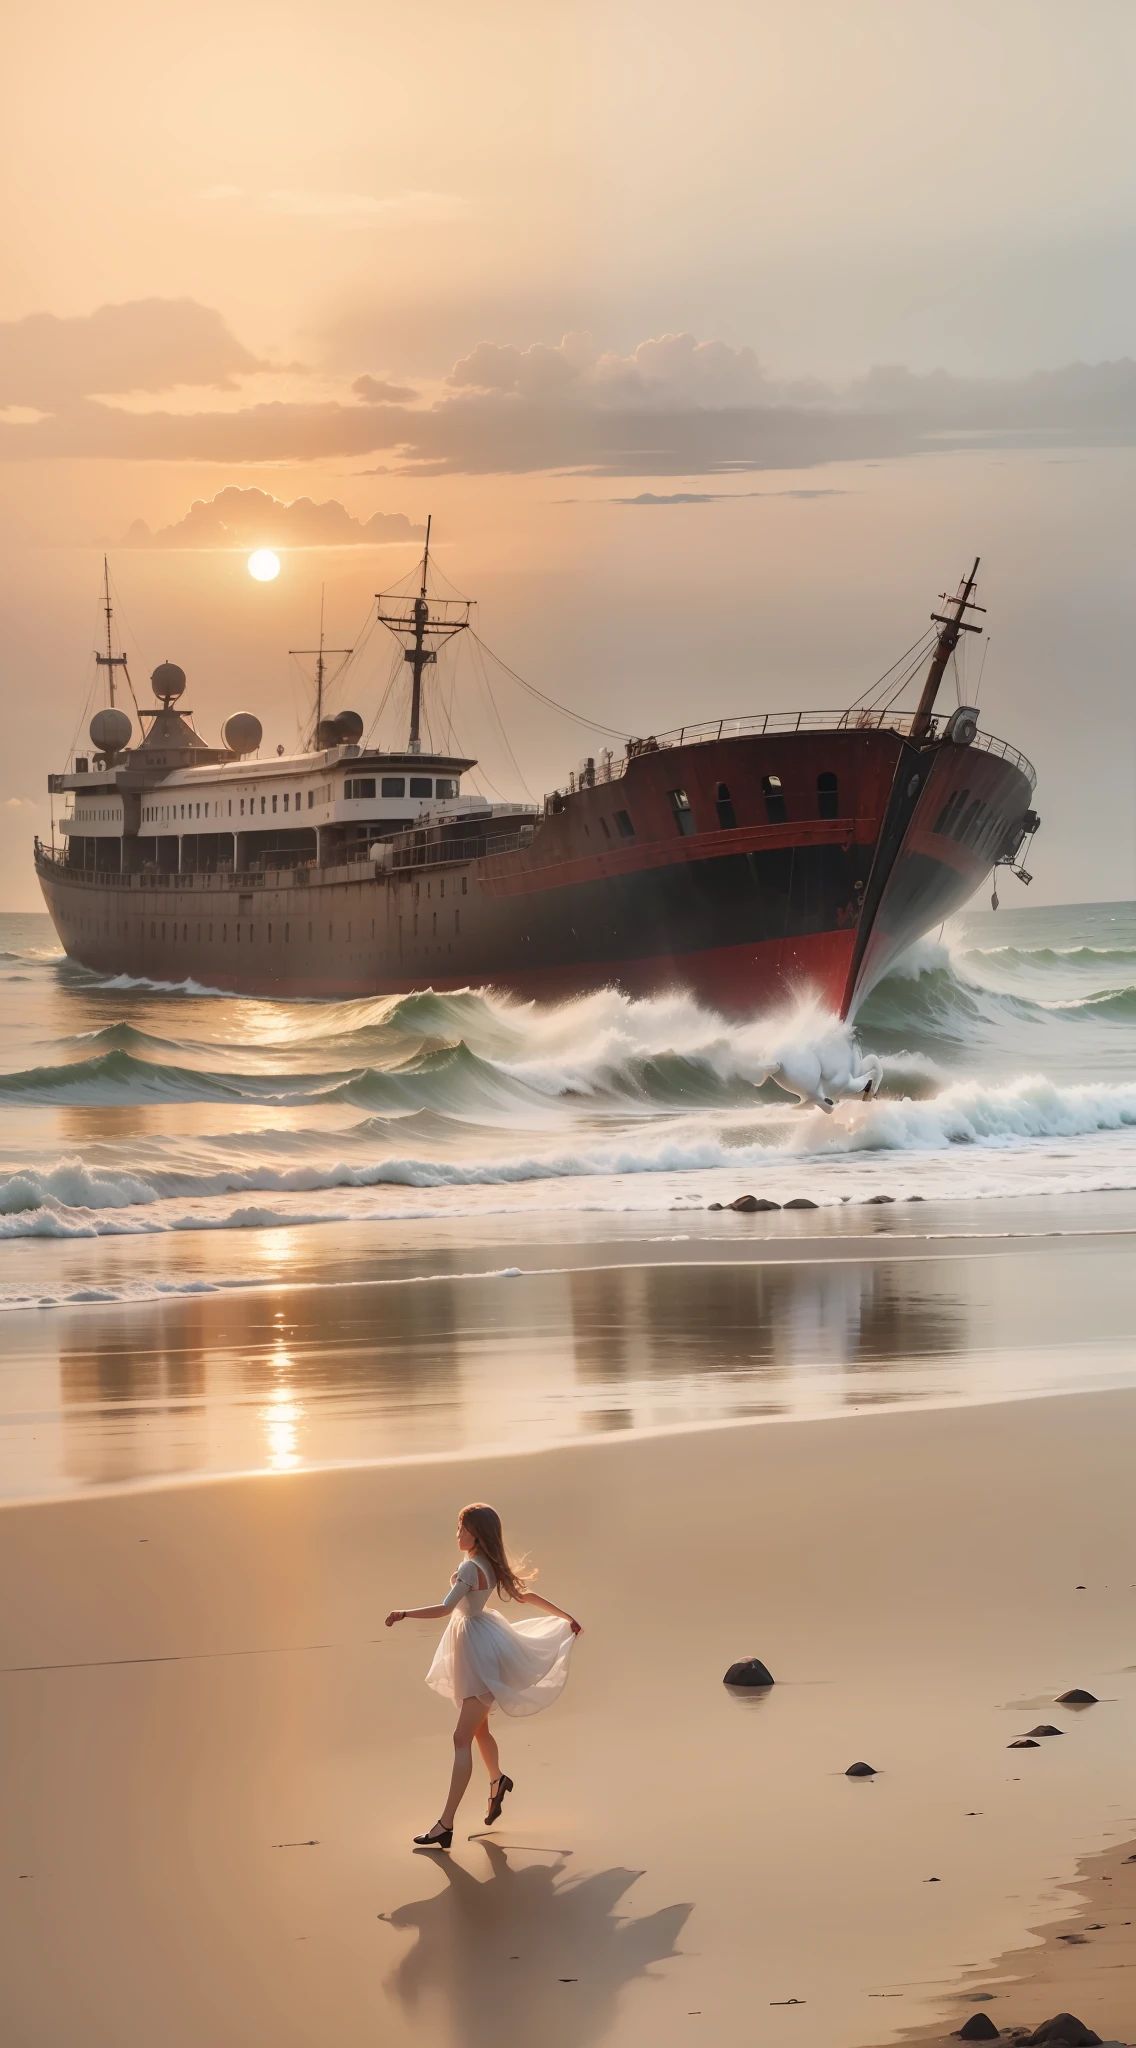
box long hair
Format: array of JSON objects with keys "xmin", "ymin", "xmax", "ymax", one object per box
[{"xmin": 459, "ymin": 1503, "xmax": 530, "ymax": 1603}]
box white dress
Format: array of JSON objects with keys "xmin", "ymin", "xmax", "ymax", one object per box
[{"xmin": 425, "ymin": 1553, "xmax": 576, "ymax": 1717}]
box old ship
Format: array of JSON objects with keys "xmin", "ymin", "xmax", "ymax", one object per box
[{"xmin": 36, "ymin": 544, "xmax": 1039, "ymax": 1017}]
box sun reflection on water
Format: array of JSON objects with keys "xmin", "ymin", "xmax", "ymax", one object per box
[{"xmin": 260, "ymin": 1343, "xmax": 304, "ymax": 1471}]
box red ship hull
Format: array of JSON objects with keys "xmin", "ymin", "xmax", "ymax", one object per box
[{"xmin": 37, "ymin": 719, "xmax": 1036, "ymax": 1020}]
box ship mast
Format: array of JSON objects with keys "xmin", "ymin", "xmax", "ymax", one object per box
[
  {"xmin": 290, "ymin": 586, "xmax": 352, "ymax": 748},
  {"xmin": 910, "ymin": 557, "xmax": 985, "ymax": 742},
  {"xmin": 95, "ymin": 556, "xmax": 129, "ymax": 707},
  {"xmin": 375, "ymin": 517, "xmax": 472, "ymax": 754}
]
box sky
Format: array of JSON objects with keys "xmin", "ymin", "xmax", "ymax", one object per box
[{"xmin": 2, "ymin": 0, "xmax": 1135, "ymax": 907}]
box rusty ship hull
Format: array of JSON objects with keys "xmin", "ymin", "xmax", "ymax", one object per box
[{"xmin": 36, "ymin": 714, "xmax": 1037, "ymax": 1020}]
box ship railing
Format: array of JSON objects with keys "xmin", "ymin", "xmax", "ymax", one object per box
[
  {"xmin": 390, "ymin": 826, "xmax": 535, "ymax": 871},
  {"xmin": 607, "ymin": 711, "xmax": 1035, "ymax": 789}
]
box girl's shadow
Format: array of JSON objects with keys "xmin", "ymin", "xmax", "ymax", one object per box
[{"xmin": 382, "ymin": 1839, "xmax": 691, "ymax": 2046}]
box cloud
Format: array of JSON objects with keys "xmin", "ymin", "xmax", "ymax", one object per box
[
  {"xmin": 0, "ymin": 299, "xmax": 264, "ymax": 410},
  {"xmin": 3, "ymin": 306, "xmax": 1136, "ymax": 478},
  {"xmin": 609, "ymin": 488, "xmax": 847, "ymax": 504},
  {"xmin": 123, "ymin": 487, "xmax": 426, "ymax": 550},
  {"xmin": 352, "ymin": 373, "xmax": 418, "ymax": 405},
  {"xmin": 447, "ymin": 331, "xmax": 770, "ymax": 410}
]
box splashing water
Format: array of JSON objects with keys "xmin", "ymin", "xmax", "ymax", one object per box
[{"xmin": 0, "ymin": 902, "xmax": 1134, "ymax": 1273}]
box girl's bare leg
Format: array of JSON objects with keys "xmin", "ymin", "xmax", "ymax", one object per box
[
  {"xmin": 475, "ymin": 1717, "xmax": 501, "ymax": 1785},
  {"xmin": 440, "ymin": 1697, "xmax": 489, "ymax": 1828}
]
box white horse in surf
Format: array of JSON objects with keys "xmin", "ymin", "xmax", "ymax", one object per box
[{"xmin": 768, "ymin": 1031, "xmax": 883, "ymax": 1113}]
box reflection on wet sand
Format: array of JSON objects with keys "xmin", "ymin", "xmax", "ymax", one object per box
[
  {"xmin": 384, "ymin": 1841, "xmax": 690, "ymax": 2048},
  {"xmin": 4, "ymin": 1241, "xmax": 1129, "ymax": 1498}
]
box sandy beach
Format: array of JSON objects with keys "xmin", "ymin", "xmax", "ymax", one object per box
[{"xmin": 3, "ymin": 1387, "xmax": 1134, "ymax": 2048}]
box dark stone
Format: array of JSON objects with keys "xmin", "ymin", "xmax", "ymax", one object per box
[
  {"xmin": 845, "ymin": 1760, "xmax": 876, "ymax": 1777},
  {"xmin": 783, "ymin": 1197, "xmax": 818, "ymax": 1210},
  {"xmin": 1009, "ymin": 1738, "xmax": 1040, "ymax": 1748},
  {"xmin": 723, "ymin": 1657, "xmax": 774, "ymax": 1687},
  {"xmin": 726, "ymin": 1194, "xmax": 781, "ymax": 1211},
  {"xmin": 708, "ymin": 1203, "xmax": 724, "ymax": 1211},
  {"xmin": 957, "ymin": 2014, "xmax": 1000, "ymax": 2041},
  {"xmin": 865, "ymin": 1193, "xmax": 895, "ymax": 1204},
  {"xmin": 1024, "ymin": 2017, "xmax": 1102, "ymax": 2046},
  {"xmin": 1055, "ymin": 1689, "xmax": 1098, "ymax": 1704},
  {"xmin": 1026, "ymin": 1725, "xmax": 1062, "ymax": 1737}
]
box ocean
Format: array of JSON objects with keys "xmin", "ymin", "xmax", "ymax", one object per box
[{"xmin": 2, "ymin": 899, "xmax": 1135, "ymax": 1496}]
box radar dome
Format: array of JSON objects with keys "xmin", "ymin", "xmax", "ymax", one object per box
[
  {"xmin": 151, "ymin": 661, "xmax": 186, "ymax": 701},
  {"xmin": 222, "ymin": 712, "xmax": 263, "ymax": 757},
  {"xmin": 89, "ymin": 708, "xmax": 132, "ymax": 755},
  {"xmin": 333, "ymin": 709, "xmax": 364, "ymax": 744}
]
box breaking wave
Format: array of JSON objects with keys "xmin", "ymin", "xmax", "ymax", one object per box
[{"xmin": 1, "ymin": 902, "xmax": 1135, "ymax": 1253}]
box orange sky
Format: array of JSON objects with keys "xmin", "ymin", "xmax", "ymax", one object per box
[{"xmin": 2, "ymin": 0, "xmax": 1135, "ymax": 905}]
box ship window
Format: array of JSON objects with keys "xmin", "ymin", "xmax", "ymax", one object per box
[
  {"xmin": 272, "ymin": 794, "xmax": 278, "ymax": 813},
  {"xmin": 346, "ymin": 778, "xmax": 376, "ymax": 799},
  {"xmin": 295, "ymin": 790, "xmax": 301, "ymax": 809},
  {"xmin": 260, "ymin": 796, "xmax": 266, "ymax": 814},
  {"xmin": 282, "ymin": 793, "xmax": 289, "ymax": 812},
  {"xmin": 410, "ymin": 777, "xmax": 432, "ymax": 798},
  {"xmin": 382, "ymin": 777, "xmax": 405, "ymax": 797},
  {"xmin": 436, "ymin": 778, "xmax": 457, "ymax": 799},
  {"xmin": 715, "ymin": 781, "xmax": 737, "ymax": 829},
  {"xmin": 240, "ymin": 799, "xmax": 245, "ymax": 815},
  {"xmin": 816, "ymin": 772, "xmax": 838, "ymax": 819},
  {"xmin": 667, "ymin": 788, "xmax": 696, "ymax": 836},
  {"xmin": 462, "ymin": 876, "xmax": 468, "ymax": 894},
  {"xmin": 195, "ymin": 803, "xmax": 200, "ymax": 819},
  {"xmin": 228, "ymin": 801, "xmax": 232, "ymax": 816},
  {"xmin": 762, "ymin": 773, "xmax": 787, "ymax": 824},
  {"xmin": 933, "ymin": 788, "xmax": 967, "ymax": 835}
]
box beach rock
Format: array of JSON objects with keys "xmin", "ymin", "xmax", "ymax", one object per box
[
  {"xmin": 783, "ymin": 1197, "xmax": 818, "ymax": 1210},
  {"xmin": 957, "ymin": 2014, "xmax": 1000, "ymax": 2041},
  {"xmin": 1055, "ymin": 1689, "xmax": 1098, "ymax": 1704},
  {"xmin": 708, "ymin": 1203, "xmax": 724, "ymax": 1210},
  {"xmin": 727, "ymin": 1194, "xmax": 781, "ymax": 1212},
  {"xmin": 1026, "ymin": 1725, "xmax": 1062, "ymax": 1737},
  {"xmin": 723, "ymin": 1657, "xmax": 774, "ymax": 1687},
  {"xmin": 865, "ymin": 1194, "xmax": 895, "ymax": 1204},
  {"xmin": 845, "ymin": 1760, "xmax": 876, "ymax": 1777},
  {"xmin": 1009, "ymin": 1738, "xmax": 1040, "ymax": 1748},
  {"xmin": 1023, "ymin": 2017, "xmax": 1101, "ymax": 2046}
]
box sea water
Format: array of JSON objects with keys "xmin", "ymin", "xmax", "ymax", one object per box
[{"xmin": 1, "ymin": 901, "xmax": 1134, "ymax": 1493}]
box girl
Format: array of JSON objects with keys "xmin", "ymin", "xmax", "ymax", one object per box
[{"xmin": 386, "ymin": 1501, "xmax": 582, "ymax": 1849}]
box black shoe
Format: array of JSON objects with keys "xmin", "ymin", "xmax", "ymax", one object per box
[
  {"xmin": 413, "ymin": 1821, "xmax": 453, "ymax": 1849},
  {"xmin": 485, "ymin": 1775, "xmax": 514, "ymax": 1826}
]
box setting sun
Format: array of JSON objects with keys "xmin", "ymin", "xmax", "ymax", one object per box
[{"xmin": 248, "ymin": 548, "xmax": 280, "ymax": 581}]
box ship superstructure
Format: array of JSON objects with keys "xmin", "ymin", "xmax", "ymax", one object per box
[{"xmin": 36, "ymin": 549, "xmax": 1040, "ymax": 1016}]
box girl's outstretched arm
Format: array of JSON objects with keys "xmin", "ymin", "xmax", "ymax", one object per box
[
  {"xmin": 515, "ymin": 1589, "xmax": 582, "ymax": 1634},
  {"xmin": 385, "ymin": 1602, "xmax": 448, "ymax": 1625}
]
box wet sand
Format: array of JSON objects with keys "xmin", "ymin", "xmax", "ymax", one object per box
[
  {"xmin": 4, "ymin": 1203, "xmax": 1136, "ymax": 1499},
  {"xmin": 872, "ymin": 1833, "xmax": 1136, "ymax": 2046},
  {"xmin": 2, "ymin": 1388, "xmax": 1135, "ymax": 2047}
]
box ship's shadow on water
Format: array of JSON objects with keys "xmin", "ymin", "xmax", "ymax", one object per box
[{"xmin": 381, "ymin": 1840, "xmax": 691, "ymax": 2046}]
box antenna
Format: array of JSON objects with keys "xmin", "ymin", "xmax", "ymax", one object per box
[
  {"xmin": 290, "ymin": 585, "xmax": 352, "ymax": 749},
  {"xmin": 375, "ymin": 517, "xmax": 471, "ymax": 754},
  {"xmin": 95, "ymin": 556, "xmax": 129, "ymax": 708}
]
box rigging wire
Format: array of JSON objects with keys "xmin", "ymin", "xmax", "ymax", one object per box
[
  {"xmin": 469, "ymin": 636, "xmax": 535, "ymax": 799},
  {"xmin": 467, "ymin": 631, "xmax": 631, "ymax": 740},
  {"xmin": 845, "ymin": 626, "xmax": 938, "ymax": 714}
]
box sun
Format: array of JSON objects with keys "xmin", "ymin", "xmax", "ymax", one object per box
[{"xmin": 248, "ymin": 548, "xmax": 281, "ymax": 581}]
